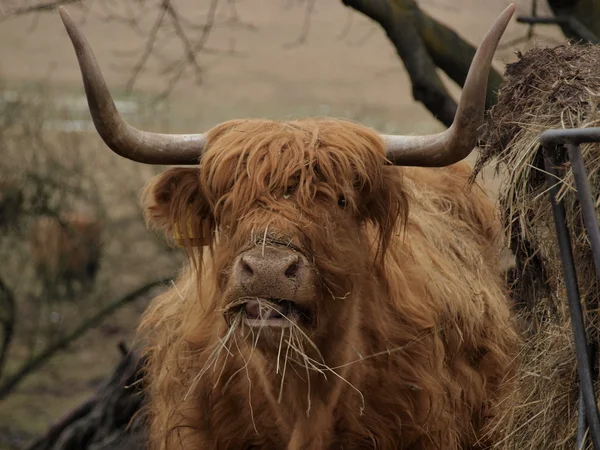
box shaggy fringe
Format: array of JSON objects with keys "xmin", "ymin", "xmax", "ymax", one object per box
[{"xmin": 137, "ymin": 118, "xmax": 519, "ymax": 449}]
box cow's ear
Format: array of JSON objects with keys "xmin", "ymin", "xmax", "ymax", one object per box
[{"xmin": 142, "ymin": 167, "xmax": 215, "ymax": 248}]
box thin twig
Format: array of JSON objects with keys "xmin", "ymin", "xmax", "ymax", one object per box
[
  {"xmin": 284, "ymin": 0, "xmax": 316, "ymax": 48},
  {"xmin": 125, "ymin": 5, "xmax": 168, "ymax": 92},
  {"xmin": 163, "ymin": 0, "xmax": 204, "ymax": 79},
  {"xmin": 0, "ymin": 0, "xmax": 82, "ymax": 20},
  {"xmin": 152, "ymin": 0, "xmax": 221, "ymax": 104}
]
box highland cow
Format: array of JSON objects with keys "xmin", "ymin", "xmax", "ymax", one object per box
[
  {"xmin": 59, "ymin": 4, "xmax": 520, "ymax": 449},
  {"xmin": 30, "ymin": 212, "xmax": 102, "ymax": 296}
]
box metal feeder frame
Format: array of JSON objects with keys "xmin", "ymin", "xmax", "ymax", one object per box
[{"xmin": 537, "ymin": 127, "xmax": 600, "ymax": 449}]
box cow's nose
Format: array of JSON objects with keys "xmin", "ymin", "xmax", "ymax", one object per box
[
  {"xmin": 234, "ymin": 246, "xmax": 309, "ymax": 294},
  {"xmin": 239, "ymin": 252, "xmax": 301, "ymax": 282}
]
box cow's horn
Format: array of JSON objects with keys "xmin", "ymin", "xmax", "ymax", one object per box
[
  {"xmin": 59, "ymin": 7, "xmax": 206, "ymax": 165},
  {"xmin": 381, "ymin": 3, "xmax": 515, "ymax": 167}
]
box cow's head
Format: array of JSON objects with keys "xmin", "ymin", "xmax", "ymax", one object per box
[
  {"xmin": 58, "ymin": 5, "xmax": 514, "ymax": 346},
  {"xmin": 141, "ymin": 118, "xmax": 408, "ymax": 341}
]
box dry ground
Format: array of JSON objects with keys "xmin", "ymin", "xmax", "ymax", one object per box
[{"xmin": 0, "ymin": 0, "xmax": 566, "ymax": 447}]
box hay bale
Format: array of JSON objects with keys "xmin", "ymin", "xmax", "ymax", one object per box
[{"xmin": 474, "ymin": 43, "xmax": 600, "ymax": 449}]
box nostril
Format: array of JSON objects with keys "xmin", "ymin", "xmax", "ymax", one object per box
[
  {"xmin": 284, "ymin": 261, "xmax": 299, "ymax": 278},
  {"xmin": 240, "ymin": 258, "xmax": 254, "ymax": 276}
]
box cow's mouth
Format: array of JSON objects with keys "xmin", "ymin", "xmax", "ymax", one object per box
[{"xmin": 239, "ymin": 298, "xmax": 312, "ymax": 327}]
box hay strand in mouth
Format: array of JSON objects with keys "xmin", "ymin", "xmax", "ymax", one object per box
[
  {"xmin": 218, "ymin": 300, "xmax": 448, "ymax": 420},
  {"xmin": 184, "ymin": 313, "xmax": 242, "ymax": 401}
]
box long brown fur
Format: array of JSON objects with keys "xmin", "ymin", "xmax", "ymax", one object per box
[{"xmin": 137, "ymin": 118, "xmax": 520, "ymax": 450}]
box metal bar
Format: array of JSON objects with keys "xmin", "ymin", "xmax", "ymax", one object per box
[
  {"xmin": 540, "ymin": 128, "xmax": 600, "ymax": 146},
  {"xmin": 566, "ymin": 143, "xmax": 600, "ymax": 281},
  {"xmin": 567, "ymin": 141, "xmax": 600, "ymax": 450},
  {"xmin": 543, "ymin": 150, "xmax": 600, "ymax": 450},
  {"xmin": 517, "ymin": 15, "xmax": 569, "ymax": 25},
  {"xmin": 578, "ymin": 384, "xmax": 587, "ymax": 450},
  {"xmin": 516, "ymin": 16, "xmax": 600, "ymax": 44},
  {"xmin": 580, "ymin": 343, "xmax": 599, "ymax": 449}
]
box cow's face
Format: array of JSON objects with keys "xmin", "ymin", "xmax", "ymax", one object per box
[{"xmin": 144, "ymin": 119, "xmax": 407, "ymax": 344}]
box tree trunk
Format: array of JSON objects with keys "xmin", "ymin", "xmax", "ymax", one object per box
[
  {"xmin": 342, "ymin": 0, "xmax": 504, "ymax": 127},
  {"xmin": 547, "ymin": 0, "xmax": 600, "ymax": 43},
  {"xmin": 25, "ymin": 346, "xmax": 147, "ymax": 450}
]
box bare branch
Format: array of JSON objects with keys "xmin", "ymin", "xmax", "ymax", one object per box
[
  {"xmin": 25, "ymin": 396, "xmax": 97, "ymax": 450},
  {"xmin": 0, "ymin": 276, "xmax": 173, "ymax": 400},
  {"xmin": 151, "ymin": 0, "xmax": 221, "ymax": 104},
  {"xmin": 517, "ymin": 14, "xmax": 600, "ymax": 43},
  {"xmin": 0, "ymin": 275, "xmax": 15, "ymax": 378},
  {"xmin": 24, "ymin": 345, "xmax": 145, "ymax": 450},
  {"xmin": 342, "ymin": 0, "xmax": 505, "ymax": 126},
  {"xmin": 2, "ymin": 0, "xmax": 248, "ymax": 104},
  {"xmin": 547, "ymin": 0, "xmax": 600, "ymax": 44},
  {"xmin": 284, "ymin": 0, "xmax": 316, "ymax": 48},
  {"xmin": 164, "ymin": 0, "xmax": 204, "ymax": 82},
  {"xmin": 408, "ymin": 1, "xmax": 504, "ymax": 112},
  {"xmin": 125, "ymin": 5, "xmax": 168, "ymax": 92},
  {"xmin": 0, "ymin": 0, "xmax": 83, "ymax": 20},
  {"xmin": 342, "ymin": 0, "xmax": 457, "ymax": 127},
  {"xmin": 223, "ymin": 0, "xmax": 256, "ymax": 30}
]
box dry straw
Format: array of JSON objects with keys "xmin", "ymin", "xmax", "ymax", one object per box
[{"xmin": 473, "ymin": 43, "xmax": 600, "ymax": 449}]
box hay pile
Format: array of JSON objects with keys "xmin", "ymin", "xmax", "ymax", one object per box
[{"xmin": 473, "ymin": 44, "xmax": 600, "ymax": 449}]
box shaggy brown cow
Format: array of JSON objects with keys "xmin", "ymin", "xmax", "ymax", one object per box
[
  {"xmin": 30, "ymin": 212, "xmax": 102, "ymax": 297},
  {"xmin": 59, "ymin": 4, "xmax": 520, "ymax": 449}
]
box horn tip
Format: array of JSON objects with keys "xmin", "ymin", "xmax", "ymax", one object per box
[
  {"xmin": 58, "ymin": 6, "xmax": 73, "ymax": 29},
  {"xmin": 503, "ymin": 3, "xmax": 516, "ymax": 18}
]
